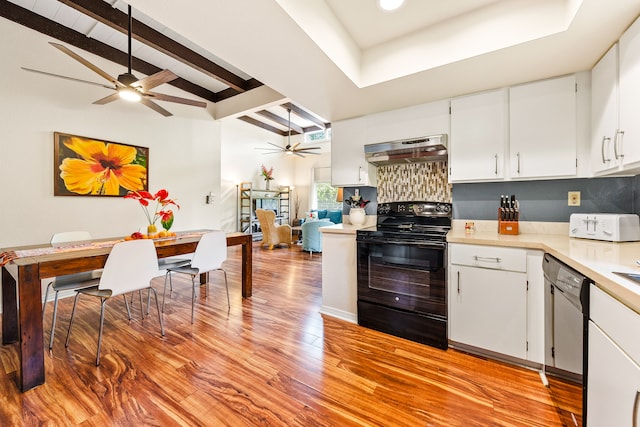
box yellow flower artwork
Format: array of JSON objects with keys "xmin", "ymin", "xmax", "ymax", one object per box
[{"xmin": 54, "ymin": 132, "xmax": 148, "ymax": 196}]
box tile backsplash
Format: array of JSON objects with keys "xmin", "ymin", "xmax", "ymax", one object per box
[{"xmin": 376, "ymin": 161, "xmax": 452, "ymax": 203}]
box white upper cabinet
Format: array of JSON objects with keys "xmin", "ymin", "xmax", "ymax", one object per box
[
  {"xmin": 588, "ymin": 16, "xmax": 640, "ymax": 176},
  {"xmin": 618, "ymin": 15, "xmax": 640, "ymax": 170},
  {"xmin": 591, "ymin": 44, "xmax": 620, "ymax": 174},
  {"xmin": 365, "ymin": 100, "xmax": 450, "ymax": 145},
  {"xmin": 449, "ymin": 89, "xmax": 508, "ymax": 182},
  {"xmin": 331, "ymin": 100, "xmax": 449, "ymax": 187},
  {"xmin": 331, "ymin": 117, "xmax": 376, "ymax": 187},
  {"xmin": 509, "ymin": 75, "xmax": 578, "ymax": 179}
]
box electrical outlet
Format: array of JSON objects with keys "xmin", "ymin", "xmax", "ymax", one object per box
[{"xmin": 568, "ymin": 191, "xmax": 581, "ymax": 206}]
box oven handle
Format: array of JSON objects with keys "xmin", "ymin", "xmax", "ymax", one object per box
[{"xmin": 357, "ymin": 238, "xmax": 446, "ymax": 250}]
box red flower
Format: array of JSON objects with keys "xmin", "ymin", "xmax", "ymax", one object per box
[{"xmin": 126, "ymin": 189, "xmax": 179, "ymax": 226}]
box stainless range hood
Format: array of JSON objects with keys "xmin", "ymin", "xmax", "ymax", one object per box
[{"xmin": 364, "ymin": 134, "xmax": 448, "ymax": 166}]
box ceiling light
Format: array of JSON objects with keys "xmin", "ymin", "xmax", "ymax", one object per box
[
  {"xmin": 378, "ymin": 0, "xmax": 405, "ymax": 12},
  {"xmin": 119, "ymin": 87, "xmax": 141, "ymax": 102}
]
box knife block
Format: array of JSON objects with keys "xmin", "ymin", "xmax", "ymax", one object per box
[{"xmin": 498, "ymin": 208, "xmax": 519, "ymax": 235}]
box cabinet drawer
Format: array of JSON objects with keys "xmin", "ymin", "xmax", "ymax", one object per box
[
  {"xmin": 449, "ymin": 244, "xmax": 527, "ymax": 272},
  {"xmin": 591, "ymin": 285, "xmax": 640, "ymax": 365}
]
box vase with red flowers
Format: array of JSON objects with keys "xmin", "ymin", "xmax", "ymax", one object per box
[{"xmin": 125, "ymin": 189, "xmax": 180, "ymax": 235}]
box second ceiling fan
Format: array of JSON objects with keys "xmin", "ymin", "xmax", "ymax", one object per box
[
  {"xmin": 257, "ymin": 108, "xmax": 321, "ymax": 157},
  {"xmin": 24, "ymin": 5, "xmax": 206, "ymax": 117}
]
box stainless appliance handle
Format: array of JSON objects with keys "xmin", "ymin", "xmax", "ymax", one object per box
[
  {"xmin": 473, "ymin": 256, "xmax": 501, "ymax": 263},
  {"xmin": 601, "ymin": 136, "xmax": 610, "ymax": 163},
  {"xmin": 633, "ymin": 389, "xmax": 640, "ymax": 427},
  {"xmin": 357, "ymin": 238, "xmax": 446, "ymax": 250}
]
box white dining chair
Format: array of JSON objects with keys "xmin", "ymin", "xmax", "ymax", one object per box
[
  {"xmin": 163, "ymin": 230, "xmax": 230, "ymax": 323},
  {"xmin": 43, "ymin": 231, "xmax": 100, "ymax": 350},
  {"xmin": 65, "ymin": 239, "xmax": 164, "ymax": 366}
]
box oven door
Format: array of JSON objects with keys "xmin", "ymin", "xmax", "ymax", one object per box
[{"xmin": 356, "ymin": 237, "xmax": 447, "ymax": 317}]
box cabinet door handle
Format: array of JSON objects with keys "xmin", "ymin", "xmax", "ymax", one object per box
[
  {"xmin": 601, "ymin": 136, "xmax": 611, "ymax": 163},
  {"xmin": 457, "ymin": 271, "xmax": 460, "ymax": 294},
  {"xmin": 473, "ymin": 256, "xmax": 502, "ymax": 263},
  {"xmin": 494, "ymin": 154, "xmax": 498, "ymax": 175},
  {"xmin": 516, "ymin": 152, "xmax": 521, "ymax": 174},
  {"xmin": 614, "ymin": 130, "xmax": 625, "ymax": 160},
  {"xmin": 633, "ymin": 390, "xmax": 640, "ymax": 427}
]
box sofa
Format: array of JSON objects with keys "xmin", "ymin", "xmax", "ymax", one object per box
[{"xmin": 307, "ymin": 209, "xmax": 343, "ymax": 224}]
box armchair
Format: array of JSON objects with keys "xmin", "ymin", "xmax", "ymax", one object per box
[
  {"xmin": 302, "ymin": 219, "xmax": 335, "ymax": 254},
  {"xmin": 255, "ymin": 209, "xmax": 292, "ymax": 249}
]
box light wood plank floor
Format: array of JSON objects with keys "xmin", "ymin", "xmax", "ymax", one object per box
[{"xmin": 0, "ymin": 242, "xmax": 581, "ymax": 426}]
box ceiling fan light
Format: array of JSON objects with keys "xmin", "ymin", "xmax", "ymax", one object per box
[
  {"xmin": 119, "ymin": 88, "xmax": 141, "ymax": 102},
  {"xmin": 378, "ymin": 0, "xmax": 405, "ymax": 11}
]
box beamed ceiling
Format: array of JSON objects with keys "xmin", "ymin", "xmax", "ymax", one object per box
[{"xmin": 0, "ymin": 0, "xmax": 330, "ymax": 136}]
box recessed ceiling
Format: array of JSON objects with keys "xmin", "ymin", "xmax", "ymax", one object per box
[
  {"xmin": 326, "ymin": 0, "xmax": 503, "ymax": 50},
  {"xmin": 280, "ymin": 0, "xmax": 585, "ymax": 88}
]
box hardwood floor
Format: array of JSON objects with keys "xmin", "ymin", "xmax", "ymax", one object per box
[{"xmin": 0, "ymin": 242, "xmax": 581, "ymax": 426}]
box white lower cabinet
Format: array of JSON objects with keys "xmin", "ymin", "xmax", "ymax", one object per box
[
  {"xmin": 449, "ymin": 265, "xmax": 527, "ymax": 358},
  {"xmin": 448, "ymin": 244, "xmax": 534, "ymax": 360},
  {"xmin": 588, "ymin": 285, "xmax": 640, "ymax": 426},
  {"xmin": 588, "ymin": 322, "xmax": 640, "ymax": 426}
]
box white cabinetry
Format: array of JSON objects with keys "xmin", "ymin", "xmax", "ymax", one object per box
[
  {"xmin": 591, "ymin": 44, "xmax": 620, "ymax": 174},
  {"xmin": 449, "ymin": 89, "xmax": 508, "ymax": 182},
  {"xmin": 588, "ymin": 285, "xmax": 640, "ymax": 426},
  {"xmin": 448, "ymin": 74, "xmax": 583, "ymax": 183},
  {"xmin": 509, "ymin": 75, "xmax": 577, "ymax": 179},
  {"xmin": 590, "ymin": 16, "xmax": 640, "ymax": 175},
  {"xmin": 449, "ymin": 244, "xmax": 528, "ymax": 360},
  {"xmin": 331, "ymin": 117, "xmax": 376, "ymax": 187},
  {"xmin": 365, "ymin": 99, "xmax": 450, "ymax": 144},
  {"xmin": 617, "ymin": 16, "xmax": 640, "ymax": 170}
]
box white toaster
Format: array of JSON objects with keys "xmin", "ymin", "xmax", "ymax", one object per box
[{"xmin": 569, "ymin": 213, "xmax": 640, "ymax": 242}]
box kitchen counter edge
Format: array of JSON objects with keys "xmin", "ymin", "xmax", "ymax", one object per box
[{"xmin": 319, "ymin": 224, "xmax": 375, "ymax": 235}]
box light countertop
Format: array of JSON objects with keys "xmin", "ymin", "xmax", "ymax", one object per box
[
  {"xmin": 319, "ymin": 223, "xmax": 375, "ymax": 234},
  {"xmin": 448, "ymin": 229, "xmax": 640, "ymax": 314},
  {"xmin": 318, "ymin": 220, "xmax": 640, "ymax": 313}
]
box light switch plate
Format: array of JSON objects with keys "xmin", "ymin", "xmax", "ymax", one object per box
[{"xmin": 568, "ymin": 191, "xmax": 581, "ymax": 206}]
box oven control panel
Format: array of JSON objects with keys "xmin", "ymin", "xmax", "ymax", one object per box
[{"xmin": 378, "ymin": 201, "xmax": 452, "ymax": 217}]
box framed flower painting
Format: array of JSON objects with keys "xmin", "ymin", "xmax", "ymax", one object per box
[{"xmin": 53, "ymin": 132, "xmax": 149, "ymax": 197}]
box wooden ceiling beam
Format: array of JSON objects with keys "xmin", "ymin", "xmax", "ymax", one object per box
[
  {"xmin": 282, "ymin": 102, "xmax": 329, "ymax": 130},
  {"xmin": 238, "ymin": 116, "xmax": 287, "ymax": 136},
  {"xmin": 255, "ymin": 110, "xmax": 303, "ymax": 134},
  {"xmin": 0, "ymin": 0, "xmax": 218, "ymax": 103},
  {"xmin": 58, "ymin": 0, "xmax": 260, "ymax": 93}
]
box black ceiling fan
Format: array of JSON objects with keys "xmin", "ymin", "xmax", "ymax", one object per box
[
  {"xmin": 22, "ymin": 5, "xmax": 206, "ymax": 117},
  {"xmin": 256, "ymin": 108, "xmax": 321, "ymax": 157}
]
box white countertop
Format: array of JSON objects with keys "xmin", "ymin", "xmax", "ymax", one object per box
[
  {"xmin": 448, "ymin": 229, "xmax": 640, "ymax": 314},
  {"xmin": 319, "ymin": 223, "xmax": 375, "ymax": 234}
]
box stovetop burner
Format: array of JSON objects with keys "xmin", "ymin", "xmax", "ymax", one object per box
[{"xmin": 357, "ymin": 201, "xmax": 452, "ymax": 243}]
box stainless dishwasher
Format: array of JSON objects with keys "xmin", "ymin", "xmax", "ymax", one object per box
[{"xmin": 543, "ymin": 253, "xmax": 591, "ymax": 424}]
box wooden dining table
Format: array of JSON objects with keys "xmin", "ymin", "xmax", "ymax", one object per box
[{"xmin": 0, "ymin": 230, "xmax": 252, "ymax": 392}]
